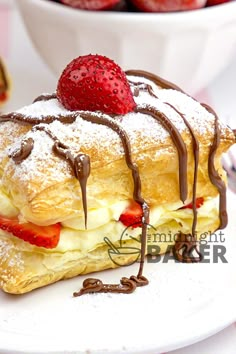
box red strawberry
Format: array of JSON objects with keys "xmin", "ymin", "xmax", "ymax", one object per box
[
  {"xmin": 0, "ymin": 216, "xmax": 61, "ymax": 249},
  {"xmin": 119, "ymin": 201, "xmax": 143, "ymax": 228},
  {"xmin": 181, "ymin": 197, "xmax": 204, "ymax": 210},
  {"xmin": 206, "ymin": 0, "xmax": 230, "ymax": 5},
  {"xmin": 57, "ymin": 54, "xmax": 136, "ymax": 115},
  {"xmin": 129, "ymin": 0, "xmax": 207, "ymax": 12},
  {"xmin": 60, "ymin": 0, "xmax": 120, "ymax": 10}
]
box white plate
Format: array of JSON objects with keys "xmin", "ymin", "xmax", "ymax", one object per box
[{"xmin": 0, "ymin": 192, "xmax": 235, "ymax": 354}]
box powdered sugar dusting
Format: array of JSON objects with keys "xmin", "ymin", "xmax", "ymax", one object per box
[
  {"xmin": 0, "ymin": 74, "xmax": 230, "ymax": 199},
  {"xmin": 16, "ymin": 98, "xmax": 69, "ymax": 118},
  {"xmin": 0, "ymin": 234, "xmax": 24, "ymax": 286}
]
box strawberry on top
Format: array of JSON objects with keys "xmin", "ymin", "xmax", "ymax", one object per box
[{"xmin": 57, "ymin": 54, "xmax": 136, "ymax": 115}]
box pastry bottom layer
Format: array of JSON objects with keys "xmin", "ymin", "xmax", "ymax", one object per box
[{"xmin": 0, "ymin": 215, "xmax": 219, "ymax": 294}]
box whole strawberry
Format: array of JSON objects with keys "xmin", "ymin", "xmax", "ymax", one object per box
[
  {"xmin": 129, "ymin": 0, "xmax": 207, "ymax": 12},
  {"xmin": 57, "ymin": 54, "xmax": 136, "ymax": 115},
  {"xmin": 60, "ymin": 0, "xmax": 120, "ymax": 10}
]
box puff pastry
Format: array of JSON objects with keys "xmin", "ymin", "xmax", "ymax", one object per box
[{"xmin": 0, "ymin": 68, "xmax": 234, "ymax": 294}]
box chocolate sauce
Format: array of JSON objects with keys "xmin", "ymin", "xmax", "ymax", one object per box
[
  {"xmin": 126, "ymin": 70, "xmax": 184, "ymax": 93},
  {"xmin": 126, "ymin": 70, "xmax": 227, "ymax": 260},
  {"xmin": 173, "ymin": 233, "xmax": 202, "ymax": 263},
  {"xmin": 128, "ymin": 80, "xmax": 158, "ymax": 99},
  {"xmin": 35, "ymin": 125, "xmax": 91, "ymax": 228},
  {"xmin": 33, "ymin": 93, "xmax": 57, "ymax": 103},
  {"xmin": 164, "ymin": 103, "xmax": 201, "ymax": 262},
  {"xmin": 78, "ymin": 112, "xmax": 150, "ymax": 292},
  {"xmin": 202, "ymin": 103, "xmax": 227, "ymax": 229},
  {"xmin": 135, "ymin": 105, "xmax": 188, "ymax": 203},
  {"xmin": 53, "ymin": 141, "xmax": 91, "ymax": 228},
  {"xmin": 9, "ymin": 137, "xmax": 34, "ymax": 164},
  {"xmin": 0, "ymin": 112, "xmax": 77, "ymax": 125},
  {"xmin": 74, "ymin": 277, "xmax": 137, "ymax": 296}
]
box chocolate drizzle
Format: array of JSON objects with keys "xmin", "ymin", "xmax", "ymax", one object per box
[
  {"xmin": 33, "ymin": 125, "xmax": 91, "ymax": 228},
  {"xmin": 77, "ymin": 111, "xmax": 150, "ymax": 292},
  {"xmin": 164, "ymin": 103, "xmax": 201, "ymax": 262},
  {"xmin": 74, "ymin": 277, "xmax": 136, "ymax": 296},
  {"xmin": 0, "ymin": 69, "xmax": 228, "ymax": 295},
  {"xmin": 129, "ymin": 80, "xmax": 158, "ymax": 99},
  {"xmin": 126, "ymin": 70, "xmax": 184, "ymax": 93},
  {"xmin": 0, "ymin": 112, "xmax": 77, "ymax": 125},
  {"xmin": 9, "ymin": 137, "xmax": 34, "ymax": 164},
  {"xmin": 127, "ymin": 70, "xmax": 227, "ymax": 261},
  {"xmin": 73, "ymin": 276, "xmax": 149, "ymax": 297},
  {"xmin": 33, "ymin": 93, "xmax": 57, "ymax": 103},
  {"xmin": 202, "ymin": 103, "xmax": 227, "ymax": 229},
  {"xmin": 173, "ymin": 233, "xmax": 202, "ymax": 263},
  {"xmin": 135, "ymin": 104, "xmax": 188, "ymax": 203}
]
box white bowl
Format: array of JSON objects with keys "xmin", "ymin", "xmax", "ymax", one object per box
[{"xmin": 17, "ymin": 0, "xmax": 236, "ymax": 94}]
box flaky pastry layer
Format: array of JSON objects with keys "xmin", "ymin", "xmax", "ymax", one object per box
[{"xmin": 0, "ymin": 208, "xmax": 219, "ymax": 294}]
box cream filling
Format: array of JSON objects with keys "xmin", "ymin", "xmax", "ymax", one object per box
[
  {"xmin": 0, "ymin": 186, "xmax": 219, "ymax": 254},
  {"xmin": 0, "ymin": 182, "xmax": 19, "ymax": 218}
]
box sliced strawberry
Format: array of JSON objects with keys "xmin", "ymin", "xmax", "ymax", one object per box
[
  {"xmin": 0, "ymin": 216, "xmax": 61, "ymax": 249},
  {"xmin": 57, "ymin": 54, "xmax": 136, "ymax": 115},
  {"xmin": 119, "ymin": 201, "xmax": 143, "ymax": 228},
  {"xmin": 60, "ymin": 0, "xmax": 120, "ymax": 10},
  {"xmin": 129, "ymin": 0, "xmax": 207, "ymax": 12},
  {"xmin": 181, "ymin": 197, "xmax": 204, "ymax": 210}
]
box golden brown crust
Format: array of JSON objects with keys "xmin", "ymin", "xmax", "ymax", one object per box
[
  {"xmin": 0, "ymin": 117, "xmax": 234, "ymax": 225},
  {"xmin": 0, "ymin": 216, "xmax": 219, "ymax": 294}
]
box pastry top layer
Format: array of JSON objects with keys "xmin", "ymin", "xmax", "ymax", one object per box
[{"xmin": 0, "ymin": 73, "xmax": 234, "ymax": 225}]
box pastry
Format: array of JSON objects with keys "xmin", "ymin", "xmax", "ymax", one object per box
[
  {"xmin": 0, "ymin": 54, "xmax": 234, "ymax": 295},
  {"xmin": 0, "ymin": 57, "xmax": 10, "ymax": 108}
]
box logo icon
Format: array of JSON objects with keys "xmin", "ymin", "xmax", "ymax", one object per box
[{"xmin": 104, "ymin": 223, "xmax": 157, "ymax": 266}]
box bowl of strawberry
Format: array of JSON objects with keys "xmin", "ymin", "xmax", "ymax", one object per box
[{"xmin": 17, "ymin": 0, "xmax": 236, "ymax": 94}]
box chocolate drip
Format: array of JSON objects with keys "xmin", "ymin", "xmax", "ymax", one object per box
[
  {"xmin": 78, "ymin": 112, "xmax": 149, "ymax": 290},
  {"xmin": 9, "ymin": 137, "xmax": 34, "ymax": 164},
  {"xmin": 74, "ymin": 275, "xmax": 149, "ymax": 296},
  {"xmin": 0, "ymin": 59, "xmax": 8, "ymax": 94},
  {"xmin": 202, "ymin": 103, "xmax": 227, "ymax": 229},
  {"xmin": 80, "ymin": 113, "xmax": 143, "ymax": 201},
  {"xmin": 33, "ymin": 93, "xmax": 57, "ymax": 103},
  {"xmin": 33, "ymin": 125, "xmax": 91, "ymax": 228},
  {"xmin": 126, "ymin": 70, "xmax": 184, "ymax": 93},
  {"xmin": 165, "ymin": 103, "xmax": 202, "ymax": 262},
  {"xmin": 0, "ymin": 112, "xmax": 77, "ymax": 125},
  {"xmin": 53, "ymin": 142, "xmax": 90, "ymax": 228},
  {"xmin": 135, "ymin": 105, "xmax": 188, "ymax": 203},
  {"xmin": 128, "ymin": 80, "xmax": 158, "ymax": 99},
  {"xmin": 74, "ymin": 277, "xmax": 137, "ymax": 296},
  {"xmin": 173, "ymin": 233, "xmax": 202, "ymax": 263}
]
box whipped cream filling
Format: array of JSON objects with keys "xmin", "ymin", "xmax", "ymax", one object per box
[
  {"xmin": 0, "ymin": 186, "xmax": 219, "ymax": 254},
  {"xmin": 0, "ymin": 182, "xmax": 18, "ymax": 218}
]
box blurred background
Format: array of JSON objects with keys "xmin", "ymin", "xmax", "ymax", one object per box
[{"xmin": 0, "ymin": 0, "xmax": 236, "ymax": 353}]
